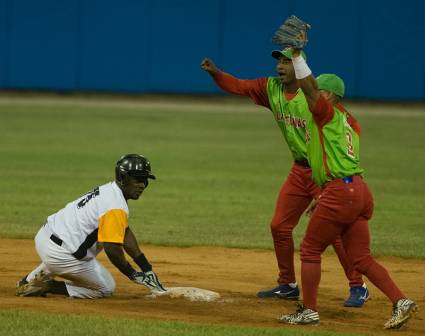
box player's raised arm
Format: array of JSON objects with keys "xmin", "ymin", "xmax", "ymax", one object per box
[
  {"xmin": 272, "ymin": 15, "xmax": 333, "ymax": 126},
  {"xmin": 291, "ymin": 48, "xmax": 320, "ymax": 111},
  {"xmin": 271, "ymin": 16, "xmax": 317, "ymax": 109},
  {"xmin": 200, "ymin": 57, "xmax": 269, "ymax": 107},
  {"xmin": 200, "ymin": 57, "xmax": 219, "ymax": 76}
]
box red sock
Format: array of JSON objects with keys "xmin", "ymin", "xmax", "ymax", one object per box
[
  {"xmin": 363, "ymin": 260, "xmax": 405, "ymax": 303},
  {"xmin": 301, "ymin": 261, "xmax": 321, "ymax": 311}
]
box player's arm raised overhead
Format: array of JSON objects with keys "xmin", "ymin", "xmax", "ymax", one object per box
[
  {"xmin": 290, "ymin": 45, "xmax": 335, "ymax": 127},
  {"xmin": 200, "ymin": 57, "xmax": 269, "ymax": 107},
  {"xmin": 291, "ymin": 48, "xmax": 319, "ymax": 110},
  {"xmin": 271, "ymin": 16, "xmax": 334, "ymax": 126}
]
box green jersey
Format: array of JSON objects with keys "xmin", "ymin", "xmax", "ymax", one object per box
[
  {"xmin": 266, "ymin": 77, "xmax": 311, "ymax": 162},
  {"xmin": 307, "ymin": 97, "xmax": 364, "ymax": 186}
]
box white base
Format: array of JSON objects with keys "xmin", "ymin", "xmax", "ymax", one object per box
[{"xmin": 150, "ymin": 286, "xmax": 220, "ymax": 302}]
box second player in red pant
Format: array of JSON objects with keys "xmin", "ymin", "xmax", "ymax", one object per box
[
  {"xmin": 300, "ymin": 176, "xmax": 405, "ymax": 311},
  {"xmin": 272, "ymin": 162, "xmax": 363, "ymax": 288}
]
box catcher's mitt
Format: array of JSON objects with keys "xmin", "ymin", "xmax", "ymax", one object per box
[{"xmin": 272, "ymin": 15, "xmax": 311, "ymax": 49}]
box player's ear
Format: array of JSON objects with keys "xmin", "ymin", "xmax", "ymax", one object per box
[
  {"xmin": 331, "ymin": 92, "xmax": 342, "ymax": 104},
  {"xmin": 326, "ymin": 91, "xmax": 339, "ymax": 104}
]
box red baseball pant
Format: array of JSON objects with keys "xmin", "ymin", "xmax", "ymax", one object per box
[
  {"xmin": 271, "ymin": 162, "xmax": 363, "ymax": 287},
  {"xmin": 300, "ymin": 176, "xmax": 405, "ymax": 310}
]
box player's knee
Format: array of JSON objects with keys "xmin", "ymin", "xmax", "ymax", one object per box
[
  {"xmin": 300, "ymin": 239, "xmax": 324, "ymax": 263},
  {"xmin": 353, "ymin": 255, "xmax": 374, "ymax": 274},
  {"xmin": 270, "ymin": 219, "xmax": 293, "ymax": 238},
  {"xmin": 101, "ymin": 277, "xmax": 116, "ymax": 297}
]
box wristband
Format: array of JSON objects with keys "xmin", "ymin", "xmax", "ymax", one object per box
[
  {"xmin": 292, "ymin": 55, "xmax": 312, "ymax": 79},
  {"xmin": 134, "ymin": 253, "xmax": 152, "ymax": 272}
]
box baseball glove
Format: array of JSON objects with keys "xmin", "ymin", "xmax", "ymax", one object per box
[{"xmin": 272, "ymin": 15, "xmax": 311, "ymax": 49}]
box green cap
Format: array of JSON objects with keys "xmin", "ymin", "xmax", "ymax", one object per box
[
  {"xmin": 316, "ymin": 74, "xmax": 345, "ymax": 98},
  {"xmin": 271, "ymin": 47, "xmax": 307, "ymax": 60}
]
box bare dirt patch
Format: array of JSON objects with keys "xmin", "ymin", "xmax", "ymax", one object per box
[{"xmin": 1, "ymin": 239, "xmax": 423, "ymax": 335}]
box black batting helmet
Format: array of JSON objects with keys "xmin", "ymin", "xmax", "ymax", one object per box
[{"xmin": 115, "ymin": 154, "xmax": 156, "ymax": 186}]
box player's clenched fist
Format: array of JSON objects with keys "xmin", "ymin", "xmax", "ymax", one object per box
[{"xmin": 200, "ymin": 58, "xmax": 218, "ymax": 75}]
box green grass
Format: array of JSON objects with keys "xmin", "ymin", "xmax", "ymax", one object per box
[
  {"xmin": 0, "ymin": 310, "xmax": 366, "ymax": 336},
  {"xmin": 0, "ymin": 96, "xmax": 424, "ymax": 258}
]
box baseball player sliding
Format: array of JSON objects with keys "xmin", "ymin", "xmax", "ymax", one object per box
[{"xmin": 16, "ymin": 154, "xmax": 166, "ymax": 298}]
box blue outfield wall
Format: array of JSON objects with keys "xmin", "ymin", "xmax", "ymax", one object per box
[{"xmin": 0, "ymin": 0, "xmax": 424, "ymax": 100}]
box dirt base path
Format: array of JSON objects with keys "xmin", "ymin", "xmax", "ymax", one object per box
[{"xmin": 1, "ymin": 239, "xmax": 423, "ymax": 335}]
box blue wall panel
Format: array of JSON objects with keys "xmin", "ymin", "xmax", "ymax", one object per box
[
  {"xmin": 0, "ymin": 0, "xmax": 10, "ymax": 87},
  {"xmin": 218, "ymin": 0, "xmax": 362, "ymax": 97},
  {"xmin": 78, "ymin": 0, "xmax": 149, "ymax": 92},
  {"xmin": 0, "ymin": 0, "xmax": 424, "ymax": 99},
  {"xmin": 357, "ymin": 0, "xmax": 425, "ymax": 99},
  {"xmin": 220, "ymin": 0, "xmax": 289, "ymax": 80},
  {"xmin": 148, "ymin": 0, "xmax": 221, "ymax": 93},
  {"xmin": 291, "ymin": 1, "xmax": 361, "ymax": 98},
  {"xmin": 7, "ymin": 0, "xmax": 79, "ymax": 90}
]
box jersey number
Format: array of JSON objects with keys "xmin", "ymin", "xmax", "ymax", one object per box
[
  {"xmin": 346, "ymin": 132, "xmax": 354, "ymax": 158},
  {"xmin": 77, "ymin": 187, "xmax": 100, "ymax": 209}
]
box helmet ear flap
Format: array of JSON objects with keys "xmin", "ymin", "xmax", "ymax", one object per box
[{"xmin": 115, "ymin": 166, "xmax": 128, "ymax": 186}]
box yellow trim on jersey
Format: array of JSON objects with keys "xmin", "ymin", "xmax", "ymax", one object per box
[{"xmin": 98, "ymin": 209, "xmax": 128, "ymax": 243}]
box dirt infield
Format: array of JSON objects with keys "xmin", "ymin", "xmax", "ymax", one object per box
[{"xmin": 1, "ymin": 239, "xmax": 423, "ymax": 335}]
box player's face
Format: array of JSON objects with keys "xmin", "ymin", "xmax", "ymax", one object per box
[
  {"xmin": 320, "ymin": 90, "xmax": 335, "ymax": 102},
  {"xmin": 276, "ymin": 56, "xmax": 296, "ymax": 84},
  {"xmin": 122, "ymin": 176, "xmax": 148, "ymax": 200}
]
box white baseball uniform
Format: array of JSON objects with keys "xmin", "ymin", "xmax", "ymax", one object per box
[{"xmin": 27, "ymin": 181, "xmax": 129, "ymax": 298}]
